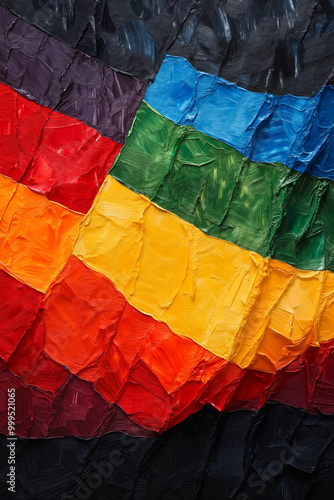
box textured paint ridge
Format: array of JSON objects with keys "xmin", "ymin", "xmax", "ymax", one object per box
[
  {"xmin": 111, "ymin": 101, "xmax": 334, "ymax": 272},
  {"xmin": 0, "ymin": 174, "xmax": 83, "ymax": 292},
  {"xmin": 0, "ymin": 6, "xmax": 146, "ymax": 144},
  {"xmin": 145, "ymin": 56, "xmax": 334, "ymax": 180},
  {"xmin": 0, "ymin": 82, "xmax": 121, "ymax": 213},
  {"xmin": 74, "ymin": 177, "xmax": 334, "ymax": 372},
  {"xmin": 1, "ymin": 1, "xmax": 334, "ymax": 95},
  {"xmin": 1, "ymin": 402, "xmax": 334, "ymax": 499}
]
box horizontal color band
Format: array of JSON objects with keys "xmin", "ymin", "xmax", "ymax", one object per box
[
  {"xmin": 166, "ymin": 0, "xmax": 334, "ymax": 96},
  {"xmin": 0, "ymin": 6, "xmax": 146, "ymax": 144},
  {"xmin": 0, "ymin": 175, "xmax": 83, "ymax": 292},
  {"xmin": 0, "ymin": 83, "xmax": 121, "ymax": 213},
  {"xmin": 74, "ymin": 177, "xmax": 334, "ymax": 371},
  {"xmin": 0, "ymin": 269, "xmax": 42, "ymax": 363},
  {"xmin": 111, "ymin": 101, "xmax": 334, "ymax": 272},
  {"xmin": 0, "ymin": 402, "xmax": 333, "ymax": 499},
  {"xmin": 0, "ymin": 369, "xmax": 153, "ymax": 438},
  {"xmin": 145, "ymin": 56, "xmax": 334, "ymax": 180},
  {"xmin": 0, "ymin": 1, "xmax": 191, "ymax": 84},
  {"xmin": 3, "ymin": 257, "xmax": 334, "ymax": 434},
  {"xmin": 2, "ymin": 1, "xmax": 334, "ymax": 96}
]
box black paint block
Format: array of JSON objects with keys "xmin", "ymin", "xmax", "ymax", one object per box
[
  {"xmin": 2, "ymin": 403, "xmax": 334, "ymax": 499},
  {"xmin": 1, "ymin": 0, "xmax": 334, "ymax": 94},
  {"xmin": 168, "ymin": 0, "xmax": 334, "ymax": 95}
]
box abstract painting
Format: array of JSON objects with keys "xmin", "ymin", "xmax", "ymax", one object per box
[{"xmin": 0, "ymin": 1, "xmax": 334, "ymax": 499}]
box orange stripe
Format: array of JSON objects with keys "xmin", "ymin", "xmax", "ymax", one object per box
[{"xmin": 0, "ymin": 175, "xmax": 83, "ymax": 292}]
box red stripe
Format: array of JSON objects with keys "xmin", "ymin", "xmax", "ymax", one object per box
[{"xmin": 0, "ymin": 83, "xmax": 121, "ymax": 213}]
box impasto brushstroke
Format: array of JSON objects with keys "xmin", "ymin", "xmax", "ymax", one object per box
[
  {"xmin": 73, "ymin": 177, "xmax": 334, "ymax": 370},
  {"xmin": 0, "ymin": 1, "xmax": 334, "ymax": 499}
]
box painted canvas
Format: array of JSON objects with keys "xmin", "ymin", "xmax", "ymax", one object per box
[{"xmin": 1, "ymin": 1, "xmax": 334, "ymax": 499}]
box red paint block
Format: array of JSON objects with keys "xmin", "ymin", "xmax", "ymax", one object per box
[{"xmin": 0, "ymin": 83, "xmax": 122, "ymax": 213}]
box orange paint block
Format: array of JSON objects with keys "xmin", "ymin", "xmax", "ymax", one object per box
[{"xmin": 0, "ymin": 175, "xmax": 83, "ymax": 292}]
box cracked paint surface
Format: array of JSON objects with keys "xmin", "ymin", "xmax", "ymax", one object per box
[
  {"xmin": 0, "ymin": 6, "xmax": 146, "ymax": 143},
  {"xmin": 2, "ymin": 0, "xmax": 334, "ymax": 94},
  {"xmin": 3, "ymin": 255, "xmax": 334, "ymax": 436}
]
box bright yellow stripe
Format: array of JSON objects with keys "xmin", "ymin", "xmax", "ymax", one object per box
[
  {"xmin": 0, "ymin": 175, "xmax": 83, "ymax": 292},
  {"xmin": 74, "ymin": 176, "xmax": 334, "ymax": 372}
]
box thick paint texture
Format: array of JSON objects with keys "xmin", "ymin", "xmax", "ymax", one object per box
[
  {"xmin": 2, "ymin": 1, "xmax": 334, "ymax": 95},
  {"xmin": 0, "ymin": 370, "xmax": 153, "ymax": 438},
  {"xmin": 0, "ymin": 1, "xmax": 195, "ymax": 83},
  {"xmin": 111, "ymin": 102, "xmax": 334, "ymax": 272},
  {"xmin": 0, "ymin": 6, "xmax": 146, "ymax": 143},
  {"xmin": 0, "ymin": 175, "xmax": 83, "ymax": 292},
  {"xmin": 145, "ymin": 56, "xmax": 334, "ymax": 180},
  {"xmin": 1, "ymin": 403, "xmax": 334, "ymax": 499},
  {"xmin": 1, "ymin": 255, "xmax": 334, "ymax": 436},
  {"xmin": 2, "ymin": 256, "xmax": 334, "ymax": 435},
  {"xmin": 0, "ymin": 83, "xmax": 121, "ymax": 213},
  {"xmin": 6, "ymin": 310, "xmax": 74, "ymax": 395},
  {"xmin": 168, "ymin": 0, "xmax": 334, "ymax": 95},
  {"xmin": 74, "ymin": 177, "xmax": 334, "ymax": 372},
  {"xmin": 0, "ymin": 270, "xmax": 43, "ymax": 362},
  {"xmin": 43, "ymin": 255, "xmax": 228, "ymax": 430},
  {"xmin": 1, "ymin": 1, "xmax": 334, "ymax": 496}
]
